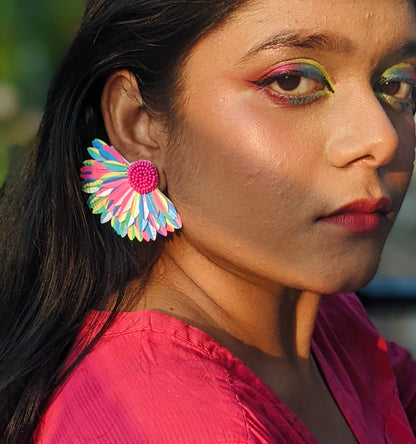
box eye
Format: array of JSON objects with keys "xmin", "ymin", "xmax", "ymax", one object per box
[
  {"xmin": 375, "ymin": 63, "xmax": 416, "ymax": 113},
  {"xmin": 376, "ymin": 79, "xmax": 413, "ymax": 101},
  {"xmin": 269, "ymin": 73, "xmax": 325, "ymax": 96},
  {"xmin": 252, "ymin": 61, "xmax": 333, "ymax": 106}
]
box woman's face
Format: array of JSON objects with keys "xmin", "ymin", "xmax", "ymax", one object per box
[{"xmin": 164, "ymin": 0, "xmax": 416, "ymax": 294}]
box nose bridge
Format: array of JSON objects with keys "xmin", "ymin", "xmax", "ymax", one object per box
[{"xmin": 326, "ymin": 85, "xmax": 399, "ymax": 169}]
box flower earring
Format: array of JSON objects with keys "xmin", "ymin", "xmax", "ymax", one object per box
[{"xmin": 80, "ymin": 139, "xmax": 182, "ymax": 242}]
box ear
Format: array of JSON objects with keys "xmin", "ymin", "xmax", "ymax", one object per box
[{"xmin": 101, "ymin": 70, "xmax": 166, "ymax": 166}]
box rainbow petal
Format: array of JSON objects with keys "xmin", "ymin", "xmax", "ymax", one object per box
[{"xmin": 80, "ymin": 139, "xmax": 182, "ymax": 241}]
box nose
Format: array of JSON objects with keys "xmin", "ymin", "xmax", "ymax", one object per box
[{"xmin": 325, "ymin": 87, "xmax": 399, "ymax": 169}]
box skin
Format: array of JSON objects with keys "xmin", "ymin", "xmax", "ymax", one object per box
[{"xmin": 102, "ymin": 0, "xmax": 416, "ymax": 441}]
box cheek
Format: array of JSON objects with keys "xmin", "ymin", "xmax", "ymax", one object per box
[
  {"xmin": 385, "ymin": 114, "xmax": 416, "ymax": 195},
  {"xmin": 165, "ymin": 110, "xmax": 324, "ymax": 255},
  {"xmin": 168, "ymin": 110, "xmax": 309, "ymax": 215},
  {"xmin": 175, "ymin": 93, "xmax": 322, "ymax": 191}
]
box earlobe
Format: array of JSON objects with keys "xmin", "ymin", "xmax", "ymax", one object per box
[{"xmin": 101, "ymin": 70, "xmax": 162, "ymax": 164}]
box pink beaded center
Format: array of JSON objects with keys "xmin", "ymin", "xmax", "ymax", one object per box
[{"xmin": 127, "ymin": 160, "xmax": 159, "ymax": 194}]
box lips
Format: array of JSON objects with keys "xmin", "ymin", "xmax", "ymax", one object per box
[{"xmin": 318, "ymin": 197, "xmax": 392, "ymax": 233}]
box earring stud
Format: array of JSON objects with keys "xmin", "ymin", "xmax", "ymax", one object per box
[{"xmin": 80, "ymin": 139, "xmax": 182, "ymax": 242}]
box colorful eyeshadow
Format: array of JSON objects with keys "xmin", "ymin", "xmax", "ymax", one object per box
[
  {"xmin": 376, "ymin": 63, "xmax": 416, "ymax": 112},
  {"xmin": 253, "ymin": 59, "xmax": 333, "ymax": 106}
]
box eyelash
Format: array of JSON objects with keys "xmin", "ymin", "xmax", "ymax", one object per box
[
  {"xmin": 253, "ymin": 62, "xmax": 416, "ymax": 113},
  {"xmin": 252, "ymin": 63, "xmax": 333, "ymax": 106},
  {"xmin": 374, "ymin": 66, "xmax": 416, "ymax": 113}
]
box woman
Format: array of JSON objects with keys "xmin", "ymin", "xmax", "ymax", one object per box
[{"xmin": 1, "ymin": 0, "xmax": 416, "ymax": 442}]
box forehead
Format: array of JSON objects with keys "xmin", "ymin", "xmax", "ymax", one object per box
[
  {"xmin": 190, "ymin": 0, "xmax": 416, "ymax": 65},
  {"xmin": 229, "ymin": 0, "xmax": 416, "ymax": 37}
]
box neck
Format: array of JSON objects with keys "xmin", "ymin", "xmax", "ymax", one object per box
[{"xmin": 133, "ymin": 238, "xmax": 322, "ymax": 370}]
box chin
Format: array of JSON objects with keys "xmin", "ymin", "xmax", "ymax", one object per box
[{"xmin": 305, "ymin": 261, "xmax": 380, "ymax": 296}]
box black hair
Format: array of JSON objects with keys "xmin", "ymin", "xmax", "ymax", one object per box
[{"xmin": 0, "ymin": 1, "xmax": 247, "ymax": 442}]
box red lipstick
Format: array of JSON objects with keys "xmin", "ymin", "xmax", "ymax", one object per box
[{"xmin": 319, "ymin": 197, "xmax": 392, "ymax": 233}]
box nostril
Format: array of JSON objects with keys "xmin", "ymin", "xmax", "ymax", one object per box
[
  {"xmin": 343, "ymin": 154, "xmax": 376, "ymax": 168},
  {"xmin": 360, "ymin": 154, "xmax": 376, "ymax": 163}
]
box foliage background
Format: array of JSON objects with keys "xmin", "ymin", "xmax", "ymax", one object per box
[{"xmin": 0, "ymin": 0, "xmax": 83, "ymax": 183}]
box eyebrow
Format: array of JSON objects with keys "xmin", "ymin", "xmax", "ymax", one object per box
[
  {"xmin": 241, "ymin": 30, "xmax": 357, "ymax": 62},
  {"xmin": 397, "ymin": 39, "xmax": 416, "ymax": 59},
  {"xmin": 240, "ymin": 29, "xmax": 416, "ymax": 63}
]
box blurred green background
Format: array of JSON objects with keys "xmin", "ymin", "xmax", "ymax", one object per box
[{"xmin": 0, "ymin": 0, "xmax": 83, "ymax": 183}]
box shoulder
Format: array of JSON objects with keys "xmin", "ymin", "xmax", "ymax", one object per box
[{"xmin": 35, "ymin": 310, "xmax": 255, "ymax": 443}]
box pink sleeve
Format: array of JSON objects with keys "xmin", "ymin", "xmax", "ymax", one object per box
[{"xmin": 387, "ymin": 340, "xmax": 416, "ymax": 434}]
